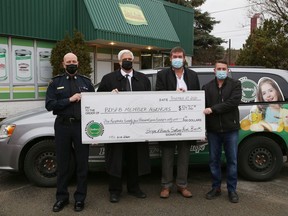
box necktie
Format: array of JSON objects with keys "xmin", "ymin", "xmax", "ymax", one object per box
[{"xmin": 125, "ymin": 74, "xmax": 131, "ymax": 91}]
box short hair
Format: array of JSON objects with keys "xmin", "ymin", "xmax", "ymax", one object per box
[
  {"xmin": 118, "ymin": 49, "xmax": 134, "ymax": 61},
  {"xmin": 170, "ymin": 46, "xmax": 186, "ymax": 57},
  {"xmin": 215, "ymin": 60, "xmax": 228, "ymax": 66}
]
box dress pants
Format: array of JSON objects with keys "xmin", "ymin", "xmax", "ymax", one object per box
[
  {"xmin": 54, "ymin": 117, "xmax": 89, "ymax": 202},
  {"xmin": 109, "ymin": 144, "xmax": 139, "ymax": 194},
  {"xmin": 161, "ymin": 141, "xmax": 191, "ymax": 188}
]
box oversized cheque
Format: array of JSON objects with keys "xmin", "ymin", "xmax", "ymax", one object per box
[{"xmin": 81, "ymin": 91, "xmax": 205, "ymax": 144}]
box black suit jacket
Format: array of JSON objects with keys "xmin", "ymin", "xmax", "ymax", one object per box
[
  {"xmin": 97, "ymin": 69, "xmax": 151, "ymax": 177},
  {"xmin": 156, "ymin": 67, "xmax": 200, "ymax": 91},
  {"xmin": 156, "ymin": 67, "xmax": 200, "ymax": 146},
  {"xmin": 97, "ymin": 69, "xmax": 151, "ymax": 92}
]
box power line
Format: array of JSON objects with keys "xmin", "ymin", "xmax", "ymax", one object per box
[
  {"xmin": 209, "ymin": 4, "xmax": 256, "ymax": 14},
  {"xmin": 214, "ymin": 28, "xmax": 250, "ymax": 34}
]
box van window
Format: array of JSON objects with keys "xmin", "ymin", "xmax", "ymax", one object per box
[
  {"xmin": 232, "ymin": 72, "xmax": 288, "ymax": 103},
  {"xmin": 146, "ymin": 74, "xmax": 155, "ymax": 91},
  {"xmin": 197, "ymin": 73, "xmax": 215, "ymax": 88}
]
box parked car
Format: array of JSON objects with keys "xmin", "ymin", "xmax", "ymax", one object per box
[{"xmin": 1, "ymin": 67, "xmax": 288, "ymax": 187}]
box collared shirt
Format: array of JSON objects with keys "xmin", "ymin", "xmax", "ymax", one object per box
[
  {"xmin": 175, "ymin": 71, "xmax": 187, "ymax": 91},
  {"xmin": 121, "ymin": 69, "xmax": 133, "ymax": 90}
]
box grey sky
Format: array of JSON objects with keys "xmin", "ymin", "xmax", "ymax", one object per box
[{"xmin": 200, "ymin": 0, "xmax": 252, "ymax": 49}]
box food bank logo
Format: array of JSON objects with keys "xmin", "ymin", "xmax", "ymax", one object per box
[
  {"xmin": 239, "ymin": 77, "xmax": 257, "ymax": 103},
  {"xmin": 85, "ymin": 121, "xmax": 104, "ymax": 139}
]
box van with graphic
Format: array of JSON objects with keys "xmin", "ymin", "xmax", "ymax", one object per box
[{"xmin": 0, "ymin": 66, "xmax": 287, "ymax": 186}]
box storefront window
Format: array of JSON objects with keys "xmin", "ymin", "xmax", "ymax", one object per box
[
  {"xmin": 152, "ymin": 54, "xmax": 163, "ymax": 68},
  {"xmin": 141, "ymin": 53, "xmax": 152, "ymax": 69}
]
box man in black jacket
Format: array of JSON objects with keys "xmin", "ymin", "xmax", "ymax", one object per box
[
  {"xmin": 156, "ymin": 46, "xmax": 200, "ymax": 199},
  {"xmin": 97, "ymin": 49, "xmax": 151, "ymax": 203},
  {"xmin": 202, "ymin": 60, "xmax": 242, "ymax": 203}
]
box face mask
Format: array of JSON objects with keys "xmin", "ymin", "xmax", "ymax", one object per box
[
  {"xmin": 216, "ymin": 70, "xmax": 227, "ymax": 80},
  {"xmin": 171, "ymin": 58, "xmax": 183, "ymax": 69},
  {"xmin": 65, "ymin": 64, "xmax": 78, "ymax": 74},
  {"xmin": 121, "ymin": 60, "xmax": 133, "ymax": 70}
]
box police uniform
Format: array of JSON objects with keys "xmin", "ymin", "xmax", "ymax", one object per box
[{"xmin": 45, "ymin": 73, "xmax": 94, "ymax": 203}]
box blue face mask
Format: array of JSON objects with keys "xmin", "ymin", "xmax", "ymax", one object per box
[
  {"xmin": 171, "ymin": 58, "xmax": 183, "ymax": 69},
  {"xmin": 216, "ymin": 70, "xmax": 227, "ymax": 80}
]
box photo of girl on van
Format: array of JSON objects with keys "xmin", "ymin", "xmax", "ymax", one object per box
[{"xmin": 240, "ymin": 77, "xmax": 288, "ymax": 132}]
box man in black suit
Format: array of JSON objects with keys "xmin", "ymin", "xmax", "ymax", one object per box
[
  {"xmin": 156, "ymin": 46, "xmax": 200, "ymax": 198},
  {"xmin": 97, "ymin": 49, "xmax": 151, "ymax": 203}
]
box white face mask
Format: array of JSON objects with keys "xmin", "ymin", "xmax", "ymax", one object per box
[
  {"xmin": 215, "ymin": 70, "xmax": 227, "ymax": 80},
  {"xmin": 171, "ymin": 58, "xmax": 183, "ymax": 69}
]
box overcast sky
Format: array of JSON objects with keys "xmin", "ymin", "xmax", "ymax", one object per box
[{"xmin": 200, "ymin": 0, "xmax": 252, "ymax": 49}]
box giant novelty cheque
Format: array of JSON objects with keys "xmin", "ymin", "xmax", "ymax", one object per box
[{"xmin": 81, "ymin": 91, "xmax": 205, "ymax": 144}]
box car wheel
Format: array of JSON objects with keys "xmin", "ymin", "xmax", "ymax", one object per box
[
  {"xmin": 238, "ymin": 136, "xmax": 283, "ymax": 181},
  {"xmin": 23, "ymin": 139, "xmax": 75, "ymax": 187}
]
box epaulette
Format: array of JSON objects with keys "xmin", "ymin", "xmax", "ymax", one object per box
[
  {"xmin": 48, "ymin": 74, "xmax": 64, "ymax": 85},
  {"xmin": 78, "ymin": 74, "xmax": 92, "ymax": 80},
  {"xmin": 52, "ymin": 73, "xmax": 65, "ymax": 79}
]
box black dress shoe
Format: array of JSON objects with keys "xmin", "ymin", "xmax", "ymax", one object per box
[
  {"xmin": 206, "ymin": 188, "xmax": 221, "ymax": 200},
  {"xmin": 128, "ymin": 190, "xmax": 147, "ymax": 198},
  {"xmin": 74, "ymin": 201, "xmax": 85, "ymax": 212},
  {"xmin": 52, "ymin": 200, "xmax": 69, "ymax": 212},
  {"xmin": 228, "ymin": 191, "xmax": 239, "ymax": 203},
  {"xmin": 110, "ymin": 193, "xmax": 120, "ymax": 203}
]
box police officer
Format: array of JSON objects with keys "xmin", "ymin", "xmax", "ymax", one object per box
[{"xmin": 46, "ymin": 52, "xmax": 94, "ymax": 212}]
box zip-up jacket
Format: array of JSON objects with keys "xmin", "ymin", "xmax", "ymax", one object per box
[{"xmin": 202, "ymin": 77, "xmax": 242, "ymax": 132}]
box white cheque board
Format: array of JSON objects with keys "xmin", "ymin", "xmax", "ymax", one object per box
[{"xmin": 81, "ymin": 91, "xmax": 205, "ymax": 144}]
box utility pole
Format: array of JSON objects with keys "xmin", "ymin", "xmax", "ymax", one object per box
[{"xmin": 228, "ymin": 39, "xmax": 231, "ymax": 66}]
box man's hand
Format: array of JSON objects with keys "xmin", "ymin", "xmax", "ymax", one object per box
[
  {"xmin": 203, "ymin": 108, "xmax": 213, "ymax": 115},
  {"xmin": 176, "ymin": 88, "xmax": 185, "ymax": 92},
  {"xmin": 69, "ymin": 93, "xmax": 81, "ymax": 102}
]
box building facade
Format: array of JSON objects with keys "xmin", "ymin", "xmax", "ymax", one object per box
[{"xmin": 0, "ymin": 0, "xmax": 194, "ymax": 118}]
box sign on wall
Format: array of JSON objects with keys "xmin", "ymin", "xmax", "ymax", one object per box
[
  {"xmin": 37, "ymin": 48, "xmax": 52, "ymax": 83},
  {"xmin": 119, "ymin": 3, "xmax": 148, "ymax": 25},
  {"xmin": 0, "ymin": 44, "xmax": 9, "ymax": 84},
  {"xmin": 12, "ymin": 45, "xmax": 34, "ymax": 84}
]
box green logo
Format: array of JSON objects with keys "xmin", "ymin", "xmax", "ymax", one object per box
[
  {"xmin": 239, "ymin": 77, "xmax": 257, "ymax": 103},
  {"xmin": 85, "ymin": 121, "xmax": 104, "ymax": 139}
]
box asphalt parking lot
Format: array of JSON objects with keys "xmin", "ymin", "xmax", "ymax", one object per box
[{"xmin": 0, "ymin": 164, "xmax": 288, "ymax": 216}]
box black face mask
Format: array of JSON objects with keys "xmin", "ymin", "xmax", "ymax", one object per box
[
  {"xmin": 121, "ymin": 60, "xmax": 133, "ymax": 70},
  {"xmin": 65, "ymin": 64, "xmax": 78, "ymax": 74}
]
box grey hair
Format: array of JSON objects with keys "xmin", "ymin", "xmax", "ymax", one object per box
[{"xmin": 118, "ymin": 49, "xmax": 134, "ymax": 61}]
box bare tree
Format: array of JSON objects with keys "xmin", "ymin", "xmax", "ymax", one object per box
[{"xmin": 248, "ymin": 0, "xmax": 288, "ymax": 24}]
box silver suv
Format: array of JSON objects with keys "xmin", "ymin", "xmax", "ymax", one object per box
[{"xmin": 1, "ymin": 67, "xmax": 288, "ymax": 187}]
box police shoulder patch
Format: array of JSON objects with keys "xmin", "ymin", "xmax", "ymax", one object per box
[{"xmin": 79, "ymin": 74, "xmax": 92, "ymax": 80}]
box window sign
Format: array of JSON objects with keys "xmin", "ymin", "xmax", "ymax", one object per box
[
  {"xmin": 37, "ymin": 48, "xmax": 52, "ymax": 83},
  {"xmin": 12, "ymin": 46, "xmax": 34, "ymax": 84},
  {"xmin": 0, "ymin": 45, "xmax": 9, "ymax": 83},
  {"xmin": 119, "ymin": 3, "xmax": 148, "ymax": 25}
]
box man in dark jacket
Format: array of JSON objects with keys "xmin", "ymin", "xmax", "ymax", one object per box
[
  {"xmin": 46, "ymin": 52, "xmax": 95, "ymax": 212},
  {"xmin": 156, "ymin": 46, "xmax": 200, "ymax": 199},
  {"xmin": 97, "ymin": 49, "xmax": 151, "ymax": 203},
  {"xmin": 202, "ymin": 60, "xmax": 242, "ymax": 203}
]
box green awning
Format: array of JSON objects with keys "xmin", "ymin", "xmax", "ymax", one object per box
[{"xmin": 82, "ymin": 0, "xmax": 180, "ymax": 49}]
